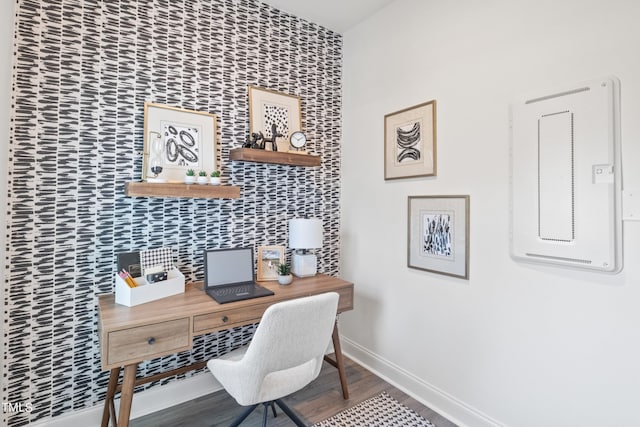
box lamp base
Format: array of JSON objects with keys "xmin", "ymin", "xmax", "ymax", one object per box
[{"xmin": 292, "ymin": 253, "xmax": 317, "ymax": 277}]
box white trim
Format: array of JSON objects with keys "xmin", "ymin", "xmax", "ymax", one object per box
[
  {"xmin": 341, "ymin": 337, "xmax": 504, "ymax": 427},
  {"xmin": 29, "ymin": 372, "xmax": 221, "ymax": 427}
]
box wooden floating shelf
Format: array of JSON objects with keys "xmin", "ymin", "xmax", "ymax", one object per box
[
  {"xmin": 125, "ymin": 182, "xmax": 241, "ymax": 199},
  {"xmin": 229, "ymin": 148, "xmax": 321, "ymax": 167}
]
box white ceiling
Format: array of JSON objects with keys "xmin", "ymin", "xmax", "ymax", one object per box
[{"xmin": 261, "ymin": 0, "xmax": 396, "ymax": 33}]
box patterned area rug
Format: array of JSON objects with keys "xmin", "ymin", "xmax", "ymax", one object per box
[{"xmin": 312, "ymin": 392, "xmax": 436, "ymax": 427}]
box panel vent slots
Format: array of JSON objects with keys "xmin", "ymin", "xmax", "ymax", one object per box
[
  {"xmin": 525, "ymin": 87, "xmax": 590, "ymax": 104},
  {"xmin": 525, "ymin": 253, "xmax": 592, "ymax": 264}
]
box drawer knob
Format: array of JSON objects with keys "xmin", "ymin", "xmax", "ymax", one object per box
[
  {"xmin": 147, "ymin": 337, "xmax": 156, "ymax": 345},
  {"xmin": 222, "ymin": 316, "xmax": 229, "ymax": 323}
]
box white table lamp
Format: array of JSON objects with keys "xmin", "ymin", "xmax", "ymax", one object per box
[{"xmin": 289, "ymin": 218, "xmax": 323, "ymax": 277}]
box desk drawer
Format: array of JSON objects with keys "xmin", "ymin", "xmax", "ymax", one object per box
[
  {"xmin": 194, "ymin": 303, "xmax": 269, "ymax": 333},
  {"xmin": 107, "ymin": 318, "xmax": 190, "ymax": 366}
]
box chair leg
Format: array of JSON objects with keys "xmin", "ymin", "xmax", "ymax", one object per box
[
  {"xmin": 274, "ymin": 399, "xmax": 305, "ymax": 427},
  {"xmin": 261, "ymin": 403, "xmax": 268, "ymax": 427},
  {"xmin": 268, "ymin": 401, "xmax": 277, "ymax": 418},
  {"xmin": 229, "ymin": 404, "xmax": 258, "ymax": 427},
  {"xmin": 259, "ymin": 402, "xmax": 278, "ymax": 426}
]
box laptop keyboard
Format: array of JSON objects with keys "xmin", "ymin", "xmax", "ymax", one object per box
[{"xmin": 212, "ymin": 284, "xmax": 254, "ymax": 296}]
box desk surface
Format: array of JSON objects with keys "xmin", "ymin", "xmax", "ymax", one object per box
[{"xmin": 98, "ymin": 274, "xmax": 354, "ymax": 370}]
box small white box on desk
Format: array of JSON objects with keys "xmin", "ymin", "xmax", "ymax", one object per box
[{"xmin": 115, "ymin": 268, "xmax": 185, "ymax": 307}]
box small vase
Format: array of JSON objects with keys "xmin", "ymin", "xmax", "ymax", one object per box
[
  {"xmin": 278, "ymin": 274, "xmax": 293, "ymax": 286},
  {"xmin": 210, "ymin": 177, "xmax": 221, "ymax": 185},
  {"xmin": 197, "ymin": 176, "xmax": 208, "ymax": 185},
  {"xmin": 184, "ymin": 176, "xmax": 196, "ymax": 184}
]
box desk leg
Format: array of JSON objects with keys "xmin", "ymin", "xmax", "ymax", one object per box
[
  {"xmin": 331, "ymin": 321, "xmax": 349, "ymax": 400},
  {"xmin": 117, "ymin": 363, "xmax": 138, "ymax": 427},
  {"xmin": 101, "ymin": 367, "xmax": 120, "ymax": 427}
]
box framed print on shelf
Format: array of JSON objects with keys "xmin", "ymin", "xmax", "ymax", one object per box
[
  {"xmin": 407, "ymin": 195, "xmax": 469, "ymax": 279},
  {"xmin": 142, "ymin": 102, "xmax": 216, "ymax": 182},
  {"xmin": 384, "ymin": 100, "xmax": 437, "ymax": 180},
  {"xmin": 248, "ymin": 86, "xmax": 301, "ymax": 152},
  {"xmin": 257, "ymin": 245, "xmax": 285, "ymax": 281}
]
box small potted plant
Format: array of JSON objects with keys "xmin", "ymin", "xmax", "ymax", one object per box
[
  {"xmin": 210, "ymin": 170, "xmax": 221, "ymax": 185},
  {"xmin": 277, "ymin": 263, "xmax": 292, "ymax": 285},
  {"xmin": 197, "ymin": 170, "xmax": 208, "ymax": 185},
  {"xmin": 184, "ymin": 169, "xmax": 196, "ymax": 184}
]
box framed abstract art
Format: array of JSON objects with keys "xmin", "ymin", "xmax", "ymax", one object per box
[
  {"xmin": 407, "ymin": 195, "xmax": 469, "ymax": 279},
  {"xmin": 384, "ymin": 100, "xmax": 437, "ymax": 180},
  {"xmin": 142, "ymin": 102, "xmax": 216, "ymax": 182},
  {"xmin": 248, "ymin": 86, "xmax": 301, "ymax": 152}
]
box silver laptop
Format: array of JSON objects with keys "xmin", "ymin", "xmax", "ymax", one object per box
[{"xmin": 203, "ymin": 247, "xmax": 274, "ymax": 304}]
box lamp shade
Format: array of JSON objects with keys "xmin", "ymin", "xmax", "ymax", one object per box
[{"xmin": 288, "ymin": 218, "xmax": 323, "ymax": 249}]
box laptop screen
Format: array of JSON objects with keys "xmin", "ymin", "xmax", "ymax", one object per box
[{"xmin": 204, "ymin": 248, "xmax": 254, "ymax": 288}]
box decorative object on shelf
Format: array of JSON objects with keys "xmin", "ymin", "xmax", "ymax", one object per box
[
  {"xmin": 277, "ymin": 263, "xmax": 292, "ymax": 285},
  {"xmin": 147, "ymin": 131, "xmax": 167, "ymax": 183},
  {"xmin": 407, "ymin": 195, "xmax": 469, "ymax": 279},
  {"xmin": 263, "ymin": 123, "xmax": 283, "ymax": 151},
  {"xmin": 143, "ymin": 102, "xmax": 217, "ymax": 182},
  {"xmin": 184, "ymin": 168, "xmax": 196, "ymax": 184},
  {"xmin": 384, "ymin": 100, "xmax": 437, "ymax": 180},
  {"xmin": 248, "ymin": 85, "xmax": 301, "ymax": 152},
  {"xmin": 210, "ymin": 170, "xmax": 221, "ymax": 185},
  {"xmin": 197, "ymin": 170, "xmax": 208, "ymax": 185},
  {"xmin": 289, "ymin": 130, "xmax": 307, "ymax": 152},
  {"xmin": 244, "ymin": 131, "xmax": 265, "ymax": 149},
  {"xmin": 289, "ymin": 218, "xmax": 323, "ymax": 277},
  {"xmin": 257, "ymin": 245, "xmax": 285, "ymax": 281}
]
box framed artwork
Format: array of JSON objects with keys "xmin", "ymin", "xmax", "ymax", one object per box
[
  {"xmin": 257, "ymin": 245, "xmax": 285, "ymax": 281},
  {"xmin": 142, "ymin": 102, "xmax": 217, "ymax": 182},
  {"xmin": 384, "ymin": 100, "xmax": 437, "ymax": 180},
  {"xmin": 248, "ymin": 86, "xmax": 301, "ymax": 152},
  {"xmin": 407, "ymin": 195, "xmax": 469, "ymax": 279}
]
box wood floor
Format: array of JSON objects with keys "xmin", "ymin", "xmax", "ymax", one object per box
[{"xmin": 130, "ymin": 356, "xmax": 458, "ymax": 427}]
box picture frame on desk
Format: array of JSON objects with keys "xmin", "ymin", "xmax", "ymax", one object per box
[
  {"xmin": 142, "ymin": 102, "xmax": 217, "ymax": 182},
  {"xmin": 407, "ymin": 195, "xmax": 469, "ymax": 279},
  {"xmin": 257, "ymin": 245, "xmax": 285, "ymax": 281}
]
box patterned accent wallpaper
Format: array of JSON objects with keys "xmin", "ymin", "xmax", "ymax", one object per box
[{"xmin": 4, "ymin": 0, "xmax": 342, "ymax": 424}]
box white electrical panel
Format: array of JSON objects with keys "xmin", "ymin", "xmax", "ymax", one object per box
[{"xmin": 510, "ymin": 76, "xmax": 622, "ymax": 273}]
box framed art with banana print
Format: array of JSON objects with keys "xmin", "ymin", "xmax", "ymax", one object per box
[
  {"xmin": 142, "ymin": 102, "xmax": 217, "ymax": 182},
  {"xmin": 384, "ymin": 100, "xmax": 437, "ymax": 180}
]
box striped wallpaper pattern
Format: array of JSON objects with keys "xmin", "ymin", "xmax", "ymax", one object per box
[{"xmin": 4, "ymin": 0, "xmax": 342, "ymax": 424}]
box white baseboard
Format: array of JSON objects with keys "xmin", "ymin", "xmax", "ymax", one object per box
[
  {"xmin": 30, "ymin": 372, "xmax": 221, "ymax": 427},
  {"xmin": 341, "ymin": 337, "xmax": 504, "ymax": 427}
]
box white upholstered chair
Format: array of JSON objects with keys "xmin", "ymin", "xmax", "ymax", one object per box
[{"xmin": 207, "ymin": 292, "xmax": 340, "ymax": 427}]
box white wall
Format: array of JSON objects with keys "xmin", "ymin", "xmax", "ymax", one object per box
[{"xmin": 340, "ymin": 0, "xmax": 640, "ymax": 426}]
